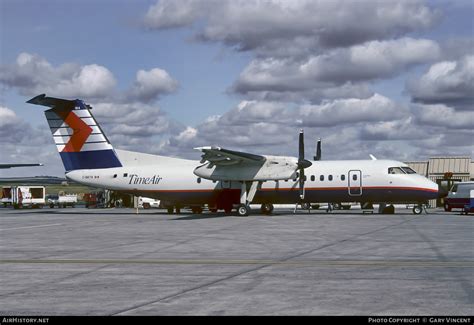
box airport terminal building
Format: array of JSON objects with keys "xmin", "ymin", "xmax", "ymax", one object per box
[{"xmin": 405, "ymin": 157, "xmax": 474, "ymax": 207}]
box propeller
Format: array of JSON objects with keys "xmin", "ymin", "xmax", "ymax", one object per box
[
  {"xmin": 314, "ymin": 138, "xmax": 321, "ymax": 161},
  {"xmin": 297, "ymin": 129, "xmax": 312, "ymax": 200}
]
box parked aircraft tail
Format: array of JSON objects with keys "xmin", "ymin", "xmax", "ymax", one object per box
[{"xmin": 27, "ymin": 94, "xmax": 122, "ymax": 171}]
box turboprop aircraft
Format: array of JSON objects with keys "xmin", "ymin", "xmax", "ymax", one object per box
[{"xmin": 27, "ymin": 94, "xmax": 442, "ymax": 216}]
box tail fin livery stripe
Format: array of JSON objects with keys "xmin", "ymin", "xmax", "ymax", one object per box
[
  {"xmin": 28, "ymin": 94, "xmax": 122, "ymax": 171},
  {"xmin": 51, "ymin": 126, "xmax": 103, "ymax": 137},
  {"xmin": 56, "ymin": 142, "xmax": 114, "ymax": 152},
  {"xmin": 60, "ymin": 150, "xmax": 122, "ymax": 171},
  {"xmin": 53, "ymin": 134, "xmax": 107, "ymax": 145}
]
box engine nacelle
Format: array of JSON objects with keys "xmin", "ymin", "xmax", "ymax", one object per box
[{"xmin": 193, "ymin": 155, "xmax": 298, "ymax": 181}]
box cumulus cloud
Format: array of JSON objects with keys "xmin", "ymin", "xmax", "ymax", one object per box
[
  {"xmin": 70, "ymin": 99, "xmax": 185, "ymax": 154},
  {"xmin": 360, "ymin": 117, "xmax": 426, "ymax": 141},
  {"xmin": 412, "ymin": 103, "xmax": 474, "ymax": 129},
  {"xmin": 0, "ymin": 52, "xmax": 117, "ymax": 99},
  {"xmin": 232, "ymin": 38, "xmax": 439, "ymax": 102},
  {"xmin": 0, "ymin": 105, "xmax": 64, "ymax": 177},
  {"xmin": 157, "ymin": 95, "xmax": 412, "ymax": 157},
  {"xmin": 0, "ymin": 52, "xmax": 185, "ymax": 168},
  {"xmin": 144, "ymin": 0, "xmax": 439, "ymax": 57},
  {"xmin": 407, "ymin": 55, "xmax": 474, "ymax": 109},
  {"xmin": 0, "ymin": 106, "xmax": 20, "ymax": 129},
  {"xmin": 127, "ymin": 68, "xmax": 178, "ymax": 103},
  {"xmin": 0, "ymin": 53, "xmax": 178, "ymax": 104},
  {"xmin": 301, "ymin": 38, "xmax": 440, "ymax": 82},
  {"xmin": 143, "ymin": 0, "xmax": 447, "ymax": 119},
  {"xmin": 298, "ymin": 94, "xmax": 407, "ymax": 126}
]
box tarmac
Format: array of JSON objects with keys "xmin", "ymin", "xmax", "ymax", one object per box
[{"xmin": 0, "ymin": 207, "xmax": 472, "ymax": 315}]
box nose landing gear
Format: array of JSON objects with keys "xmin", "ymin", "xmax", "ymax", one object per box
[{"xmin": 412, "ymin": 205, "xmax": 424, "ymax": 215}]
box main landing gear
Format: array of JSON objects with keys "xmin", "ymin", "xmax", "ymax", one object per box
[
  {"xmin": 238, "ymin": 203, "xmax": 274, "ymax": 217},
  {"xmin": 260, "ymin": 203, "xmax": 274, "ymax": 215},
  {"xmin": 237, "ymin": 181, "xmax": 261, "ymax": 217}
]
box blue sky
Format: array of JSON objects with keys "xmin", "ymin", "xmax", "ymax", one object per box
[
  {"xmin": 0, "ymin": 0, "xmax": 473, "ymax": 177},
  {"xmin": 1, "ymin": 0, "xmax": 250, "ymax": 125}
]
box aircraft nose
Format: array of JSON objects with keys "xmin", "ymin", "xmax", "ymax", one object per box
[{"xmin": 437, "ymin": 184, "xmax": 448, "ymax": 199}]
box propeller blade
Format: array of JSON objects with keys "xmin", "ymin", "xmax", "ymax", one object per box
[
  {"xmin": 297, "ymin": 129, "xmax": 312, "ymax": 169},
  {"xmin": 297, "ymin": 129, "xmax": 311, "ymax": 200},
  {"xmin": 299, "ymin": 129, "xmax": 304, "ymax": 161},
  {"xmin": 314, "ymin": 138, "xmax": 321, "ymax": 161}
]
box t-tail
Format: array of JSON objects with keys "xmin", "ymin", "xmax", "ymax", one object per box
[{"xmin": 27, "ymin": 94, "xmax": 122, "ymax": 171}]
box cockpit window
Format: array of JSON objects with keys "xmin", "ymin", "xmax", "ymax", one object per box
[
  {"xmin": 388, "ymin": 167, "xmax": 405, "ymax": 174},
  {"xmin": 401, "ymin": 167, "xmax": 416, "ymax": 174}
]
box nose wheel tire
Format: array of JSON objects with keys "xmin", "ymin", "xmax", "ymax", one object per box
[
  {"xmin": 237, "ymin": 204, "xmax": 250, "ymax": 217},
  {"xmin": 412, "ymin": 205, "xmax": 423, "ymax": 215}
]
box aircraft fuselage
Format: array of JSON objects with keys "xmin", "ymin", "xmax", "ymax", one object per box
[{"xmin": 66, "ymin": 158, "xmax": 439, "ymax": 207}]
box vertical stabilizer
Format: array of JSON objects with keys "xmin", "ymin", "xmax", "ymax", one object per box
[{"xmin": 27, "ymin": 94, "xmax": 122, "ymax": 171}]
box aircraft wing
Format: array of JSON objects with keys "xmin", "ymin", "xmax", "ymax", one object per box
[
  {"xmin": 0, "ymin": 163, "xmax": 43, "ymax": 169},
  {"xmin": 195, "ymin": 147, "xmax": 266, "ymax": 166},
  {"xmin": 194, "ymin": 147, "xmax": 297, "ymax": 181}
]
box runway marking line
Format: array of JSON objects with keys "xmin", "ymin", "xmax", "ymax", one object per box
[
  {"xmin": 0, "ymin": 258, "xmax": 473, "ymax": 268},
  {"xmin": 0, "ymin": 223, "xmax": 63, "ymax": 231}
]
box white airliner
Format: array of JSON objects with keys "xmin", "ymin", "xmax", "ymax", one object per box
[{"xmin": 27, "ymin": 94, "xmax": 441, "ymax": 216}]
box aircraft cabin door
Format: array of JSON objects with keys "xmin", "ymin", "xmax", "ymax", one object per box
[{"xmin": 348, "ymin": 170, "xmax": 362, "ymax": 196}]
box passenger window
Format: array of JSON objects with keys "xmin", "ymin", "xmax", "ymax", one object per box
[
  {"xmin": 113, "ymin": 174, "xmax": 117, "ymax": 178},
  {"xmin": 123, "ymin": 173, "xmax": 128, "ymax": 177},
  {"xmin": 328, "ymin": 175, "xmax": 333, "ymax": 181},
  {"xmin": 341, "ymin": 174, "xmax": 345, "ymax": 181},
  {"xmin": 197, "ymin": 178, "xmax": 201, "ymax": 184},
  {"xmin": 353, "ymin": 174, "xmax": 357, "ymax": 181},
  {"xmin": 388, "ymin": 167, "xmax": 405, "ymax": 174},
  {"xmin": 310, "ymin": 175, "xmax": 315, "ymax": 182},
  {"xmin": 320, "ymin": 175, "xmax": 324, "ymax": 181}
]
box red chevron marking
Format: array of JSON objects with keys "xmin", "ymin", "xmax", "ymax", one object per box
[{"xmin": 54, "ymin": 109, "xmax": 93, "ymax": 152}]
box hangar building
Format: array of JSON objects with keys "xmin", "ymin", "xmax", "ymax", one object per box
[{"xmin": 405, "ymin": 157, "xmax": 474, "ymax": 207}]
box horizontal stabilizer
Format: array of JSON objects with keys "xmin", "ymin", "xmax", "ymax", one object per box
[{"xmin": 27, "ymin": 94, "xmax": 92, "ymax": 110}]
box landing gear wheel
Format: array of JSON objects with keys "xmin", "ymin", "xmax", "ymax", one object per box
[
  {"xmin": 301, "ymin": 202, "xmax": 310, "ymax": 210},
  {"xmin": 412, "ymin": 205, "xmax": 423, "ymax": 215},
  {"xmin": 191, "ymin": 207, "xmax": 203, "ymax": 214},
  {"xmin": 167, "ymin": 207, "xmax": 174, "ymax": 214},
  {"xmin": 382, "ymin": 205, "xmax": 395, "ymax": 214},
  {"xmin": 237, "ymin": 204, "xmax": 250, "ymax": 217},
  {"xmin": 260, "ymin": 203, "xmax": 274, "ymax": 215}
]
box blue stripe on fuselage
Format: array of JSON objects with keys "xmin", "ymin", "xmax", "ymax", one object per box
[{"xmin": 60, "ymin": 149, "xmax": 122, "ymax": 171}]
